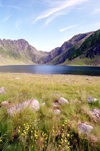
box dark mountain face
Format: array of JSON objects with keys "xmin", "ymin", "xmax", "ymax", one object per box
[
  {"xmin": 43, "ymin": 32, "xmax": 92, "ymax": 64},
  {"xmin": 68, "ymin": 29, "xmax": 100, "ymax": 60},
  {"xmin": 0, "ymin": 29, "xmax": 100, "ymax": 66},
  {"xmin": 85, "ymin": 43, "xmax": 100, "ymax": 58},
  {"xmin": 84, "ymin": 31, "xmax": 100, "ymax": 58},
  {"xmin": 45, "ymin": 29, "xmax": 100, "ymax": 66}
]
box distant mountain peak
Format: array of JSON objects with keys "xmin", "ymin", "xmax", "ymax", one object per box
[
  {"xmin": 0, "ymin": 38, "xmax": 48, "ymax": 65},
  {"xmin": 0, "ymin": 29, "xmax": 100, "ymax": 66}
]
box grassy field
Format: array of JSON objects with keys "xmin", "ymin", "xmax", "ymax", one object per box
[
  {"xmin": 0, "ymin": 73, "xmax": 100, "ymax": 151},
  {"xmin": 60, "ymin": 57, "xmax": 100, "ymax": 66},
  {"xmin": 0, "ymin": 56, "xmax": 35, "ymax": 66}
]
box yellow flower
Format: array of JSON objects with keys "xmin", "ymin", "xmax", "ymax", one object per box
[
  {"xmin": 53, "ymin": 130, "xmax": 54, "ymax": 132},
  {"xmin": 64, "ymin": 120, "xmax": 67, "ymax": 124},
  {"xmin": 68, "ymin": 142, "xmax": 70, "ymax": 145},
  {"xmin": 22, "ymin": 133, "xmax": 24, "ymax": 136},
  {"xmin": 0, "ymin": 139, "xmax": 2, "ymax": 142},
  {"xmin": 18, "ymin": 130, "xmax": 20, "ymax": 133},
  {"xmin": 62, "ymin": 133, "xmax": 64, "ymax": 137},
  {"xmin": 65, "ymin": 139, "xmax": 67, "ymax": 143}
]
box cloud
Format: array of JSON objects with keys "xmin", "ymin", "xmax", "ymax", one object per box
[
  {"xmin": 5, "ymin": 5, "xmax": 21, "ymax": 10},
  {"xmin": 33, "ymin": 0, "xmax": 88, "ymax": 24},
  {"xmin": 2, "ymin": 16, "xmax": 11, "ymax": 22},
  {"xmin": 15, "ymin": 21, "xmax": 22, "ymax": 30},
  {"xmin": 45, "ymin": 11, "xmax": 66, "ymax": 25},
  {"xmin": 30, "ymin": 0, "xmax": 36, "ymax": 6},
  {"xmin": 0, "ymin": 1, "xmax": 21, "ymax": 10},
  {"xmin": 77, "ymin": 7, "xmax": 85, "ymax": 10},
  {"xmin": 60, "ymin": 24, "xmax": 78, "ymax": 32},
  {"xmin": 93, "ymin": 8, "xmax": 100, "ymax": 14},
  {"xmin": 45, "ymin": 16, "xmax": 55, "ymax": 25},
  {"xmin": 43, "ymin": 0, "xmax": 65, "ymax": 7}
]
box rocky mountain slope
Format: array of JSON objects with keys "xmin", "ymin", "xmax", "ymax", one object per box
[
  {"xmin": 0, "ymin": 29, "xmax": 100, "ymax": 66},
  {"xmin": 42, "ymin": 32, "xmax": 92, "ymax": 64},
  {"xmin": 0, "ymin": 39, "xmax": 48, "ymax": 65},
  {"xmin": 43, "ymin": 29, "xmax": 100, "ymax": 66}
]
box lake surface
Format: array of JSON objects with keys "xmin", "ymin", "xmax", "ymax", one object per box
[{"xmin": 0, "ymin": 65, "xmax": 100, "ymax": 76}]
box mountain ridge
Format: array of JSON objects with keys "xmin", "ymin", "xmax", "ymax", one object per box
[
  {"xmin": 0, "ymin": 29, "xmax": 100, "ymax": 66},
  {"xmin": 0, "ymin": 38, "xmax": 48, "ymax": 65},
  {"xmin": 43, "ymin": 29, "xmax": 100, "ymax": 66},
  {"xmin": 42, "ymin": 31, "xmax": 93, "ymax": 65}
]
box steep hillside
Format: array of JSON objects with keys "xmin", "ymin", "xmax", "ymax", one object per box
[
  {"xmin": 69, "ymin": 29, "xmax": 100, "ymax": 60},
  {"xmin": 43, "ymin": 32, "xmax": 92, "ymax": 64},
  {"xmin": 0, "ymin": 39, "xmax": 48, "ymax": 65},
  {"xmin": 45, "ymin": 29, "xmax": 100, "ymax": 66},
  {"xmin": 0, "ymin": 29, "xmax": 100, "ymax": 66}
]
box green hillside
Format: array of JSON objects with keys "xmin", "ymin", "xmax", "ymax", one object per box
[
  {"xmin": 47, "ymin": 29, "xmax": 100, "ymax": 66},
  {"xmin": 0, "ymin": 39, "xmax": 48, "ymax": 65},
  {"xmin": 0, "ymin": 29, "xmax": 100, "ymax": 66}
]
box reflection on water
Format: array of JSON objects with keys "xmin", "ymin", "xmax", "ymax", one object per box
[{"xmin": 0, "ymin": 65, "xmax": 100, "ymax": 76}]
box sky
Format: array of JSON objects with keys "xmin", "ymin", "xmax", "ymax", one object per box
[{"xmin": 0, "ymin": 0, "xmax": 100, "ymax": 52}]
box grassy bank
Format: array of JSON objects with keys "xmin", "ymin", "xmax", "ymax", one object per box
[
  {"xmin": 0, "ymin": 73, "xmax": 100, "ymax": 151},
  {"xmin": 0, "ymin": 57, "xmax": 35, "ymax": 66}
]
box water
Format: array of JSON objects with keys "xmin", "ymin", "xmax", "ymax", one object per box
[{"xmin": 0, "ymin": 65, "xmax": 100, "ymax": 76}]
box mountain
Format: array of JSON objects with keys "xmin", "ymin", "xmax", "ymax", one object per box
[
  {"xmin": 0, "ymin": 29, "xmax": 100, "ymax": 66},
  {"xmin": 43, "ymin": 29, "xmax": 100, "ymax": 66},
  {"xmin": 0, "ymin": 39, "xmax": 48, "ymax": 65},
  {"xmin": 42, "ymin": 32, "xmax": 92, "ymax": 64}
]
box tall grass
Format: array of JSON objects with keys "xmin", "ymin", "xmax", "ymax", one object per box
[{"xmin": 0, "ymin": 73, "xmax": 100, "ymax": 150}]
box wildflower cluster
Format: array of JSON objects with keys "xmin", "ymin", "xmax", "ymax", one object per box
[
  {"xmin": 0, "ymin": 138, "xmax": 2, "ymax": 150},
  {"xmin": 0, "ymin": 134, "xmax": 7, "ymax": 150},
  {"xmin": 18, "ymin": 123, "xmax": 32, "ymax": 137},
  {"xmin": 40, "ymin": 131, "xmax": 48, "ymax": 148},
  {"xmin": 34, "ymin": 129, "xmax": 48, "ymax": 147},
  {"xmin": 17, "ymin": 120, "xmax": 78, "ymax": 150},
  {"xmin": 0, "ymin": 138, "xmax": 2, "ymax": 143},
  {"xmin": 59, "ymin": 120, "xmax": 71, "ymax": 150},
  {"xmin": 51, "ymin": 120, "xmax": 74, "ymax": 150},
  {"xmin": 18, "ymin": 123, "xmax": 48, "ymax": 150}
]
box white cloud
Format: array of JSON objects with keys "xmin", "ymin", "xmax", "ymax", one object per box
[
  {"xmin": 0, "ymin": 1, "xmax": 21, "ymax": 10},
  {"xmin": 77, "ymin": 7, "xmax": 85, "ymax": 10},
  {"xmin": 43, "ymin": 0, "xmax": 65, "ymax": 7},
  {"xmin": 2, "ymin": 16, "xmax": 11, "ymax": 22},
  {"xmin": 60, "ymin": 24, "xmax": 78, "ymax": 32},
  {"xmin": 33, "ymin": 0, "xmax": 88, "ymax": 24},
  {"xmin": 15, "ymin": 21, "xmax": 22, "ymax": 31},
  {"xmin": 4, "ymin": 5, "xmax": 22, "ymax": 10},
  {"xmin": 93, "ymin": 8, "xmax": 100, "ymax": 14},
  {"xmin": 45, "ymin": 11, "xmax": 66, "ymax": 25},
  {"xmin": 28, "ymin": 0, "xmax": 36, "ymax": 7},
  {"xmin": 45, "ymin": 16, "xmax": 55, "ymax": 25}
]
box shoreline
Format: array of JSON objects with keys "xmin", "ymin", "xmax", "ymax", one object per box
[{"xmin": 0, "ymin": 72, "xmax": 100, "ymax": 77}]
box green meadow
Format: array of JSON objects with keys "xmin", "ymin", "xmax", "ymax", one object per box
[{"xmin": 0, "ymin": 73, "xmax": 100, "ymax": 151}]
